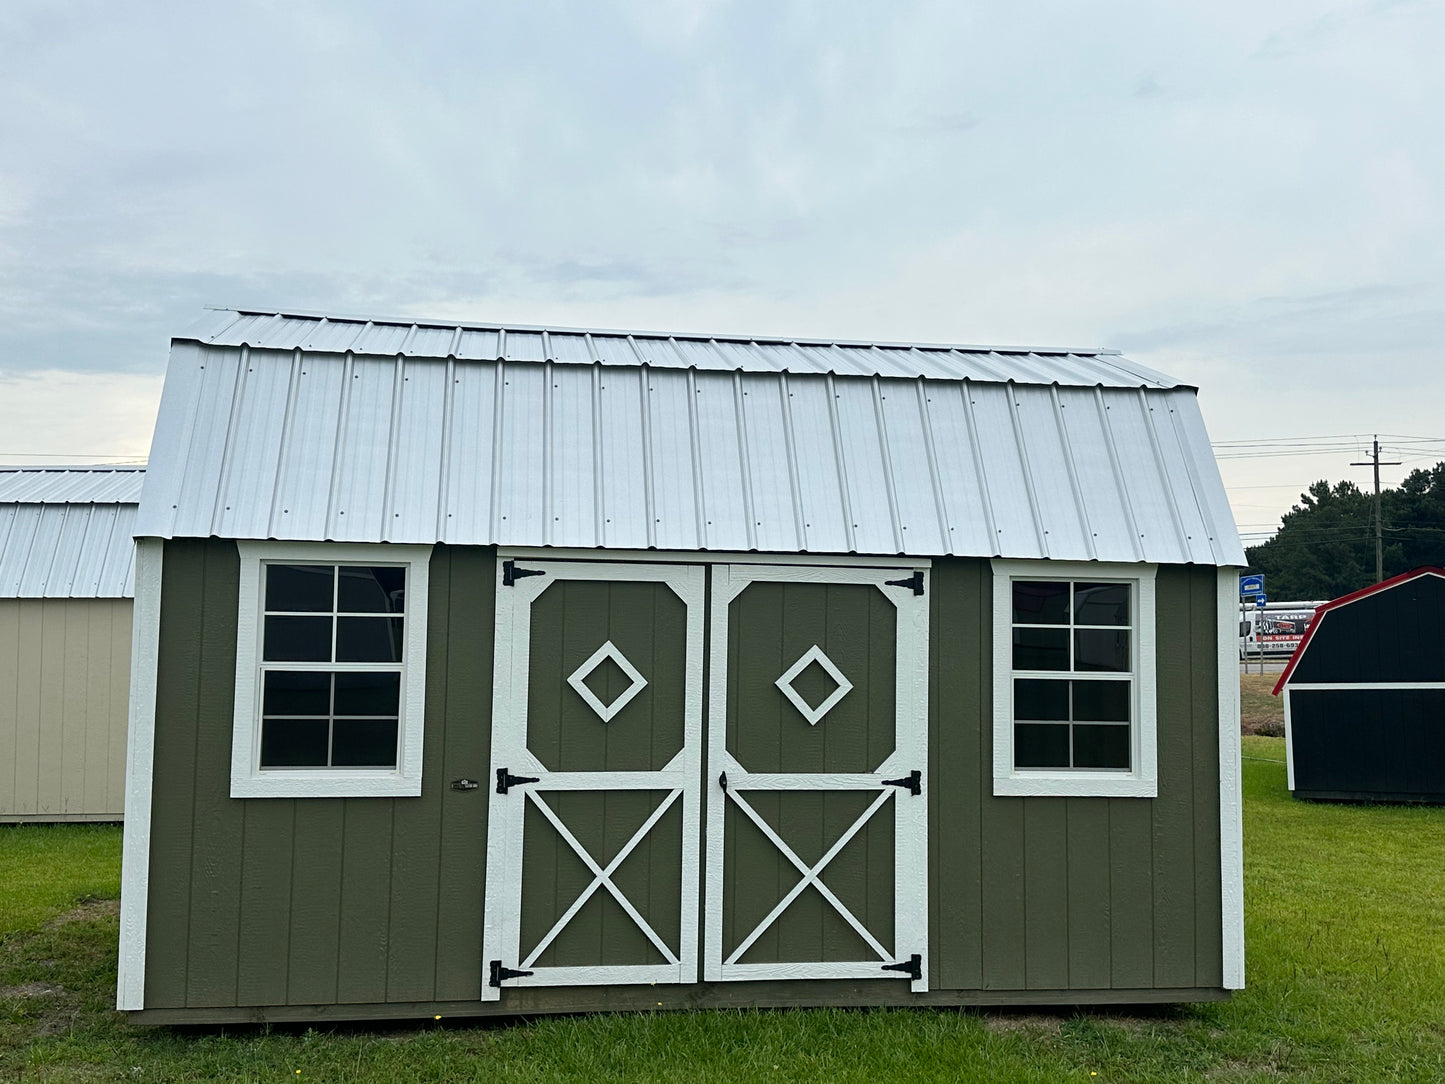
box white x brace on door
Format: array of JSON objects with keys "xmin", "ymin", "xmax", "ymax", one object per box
[
  {"xmin": 481, "ymin": 559, "xmax": 704, "ymax": 1000},
  {"xmin": 705, "ymin": 563, "xmax": 930, "ymax": 990}
]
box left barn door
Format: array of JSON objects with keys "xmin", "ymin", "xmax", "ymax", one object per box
[{"xmin": 482, "ymin": 559, "xmax": 705, "ymax": 1000}]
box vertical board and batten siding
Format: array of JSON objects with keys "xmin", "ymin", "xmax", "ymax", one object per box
[
  {"xmin": 142, "ymin": 543, "xmax": 1222, "ymax": 1014},
  {"xmin": 143, "ymin": 541, "xmax": 494, "ymax": 1009},
  {"xmin": 926, "ymin": 560, "xmax": 1222, "ymax": 994},
  {"xmin": 0, "ymin": 598, "xmax": 131, "ymax": 821}
]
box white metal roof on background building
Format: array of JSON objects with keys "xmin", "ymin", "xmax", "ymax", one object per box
[
  {"xmin": 0, "ymin": 468, "xmax": 143, "ymax": 598},
  {"xmin": 139, "ymin": 309, "xmax": 1244, "ymax": 566}
]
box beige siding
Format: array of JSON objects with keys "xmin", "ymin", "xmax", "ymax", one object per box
[{"xmin": 0, "ymin": 598, "xmax": 131, "ymax": 821}]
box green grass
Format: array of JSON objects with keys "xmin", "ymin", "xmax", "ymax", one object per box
[
  {"xmin": 3, "ymin": 742, "xmax": 1445, "ymax": 1082},
  {"xmin": 1240, "ymin": 674, "xmax": 1283, "ymax": 734},
  {"xmin": 0, "ymin": 825, "xmax": 120, "ymax": 935}
]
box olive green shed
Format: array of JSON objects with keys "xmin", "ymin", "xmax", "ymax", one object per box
[{"xmin": 118, "ymin": 310, "xmax": 1245, "ymax": 1023}]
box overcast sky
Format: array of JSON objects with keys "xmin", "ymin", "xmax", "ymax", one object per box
[{"xmin": 2, "ymin": 0, "xmax": 1442, "ymax": 542}]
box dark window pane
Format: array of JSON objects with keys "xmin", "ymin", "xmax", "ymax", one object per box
[
  {"xmin": 263, "ymin": 615, "xmax": 332, "ymax": 662},
  {"xmin": 1015, "ymin": 678, "xmax": 1069, "ymax": 721},
  {"xmin": 1074, "ymin": 582, "xmax": 1129, "ymax": 626},
  {"xmin": 265, "ymin": 564, "xmax": 334, "ymax": 613},
  {"xmin": 338, "ymin": 566, "xmax": 406, "ymax": 613},
  {"xmin": 260, "ymin": 719, "xmax": 330, "ymax": 767},
  {"xmin": 1013, "ymin": 627, "xmax": 1068, "ymax": 670},
  {"xmin": 1075, "ymin": 629, "xmax": 1129, "ymax": 672},
  {"xmin": 336, "ymin": 616, "xmax": 404, "ymax": 662},
  {"xmin": 1013, "ymin": 581, "xmax": 1069, "ymax": 624},
  {"xmin": 334, "ymin": 671, "xmax": 401, "ymax": 716},
  {"xmin": 1073, "ymin": 679, "xmax": 1131, "ymax": 722},
  {"xmin": 331, "ymin": 719, "xmax": 399, "ymax": 767},
  {"xmin": 1015, "ymin": 723, "xmax": 1070, "ymax": 768},
  {"xmin": 263, "ymin": 671, "xmax": 331, "ymax": 716},
  {"xmin": 1073, "ymin": 723, "xmax": 1130, "ymax": 769}
]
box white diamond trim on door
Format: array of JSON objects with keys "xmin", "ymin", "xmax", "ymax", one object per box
[
  {"xmin": 705, "ymin": 562, "xmax": 932, "ymax": 990},
  {"xmin": 481, "ymin": 559, "xmax": 705, "ymax": 1001},
  {"xmin": 567, "ymin": 640, "xmax": 648, "ymax": 723},
  {"xmin": 775, "ymin": 644, "xmax": 853, "ymax": 726}
]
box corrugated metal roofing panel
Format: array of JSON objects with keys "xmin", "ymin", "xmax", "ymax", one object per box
[
  {"xmin": 183, "ymin": 308, "xmax": 1181, "ymax": 388},
  {"xmin": 139, "ymin": 336, "xmax": 1243, "ymax": 565},
  {"xmin": 0, "ymin": 503, "xmax": 137, "ymax": 598},
  {"xmin": 0, "ymin": 467, "xmax": 145, "ymax": 504}
]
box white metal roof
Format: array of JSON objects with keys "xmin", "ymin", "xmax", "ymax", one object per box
[
  {"xmin": 138, "ymin": 321, "xmax": 1244, "ymax": 566},
  {"xmin": 0, "ymin": 503, "xmax": 138, "ymax": 598},
  {"xmin": 0, "ymin": 465, "xmax": 145, "ymax": 504},
  {"xmin": 178, "ymin": 307, "xmax": 1182, "ymax": 388}
]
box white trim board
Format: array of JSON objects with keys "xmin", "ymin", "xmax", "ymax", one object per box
[
  {"xmin": 704, "ymin": 562, "xmax": 930, "ymax": 992},
  {"xmin": 498, "ymin": 546, "xmax": 923, "ymax": 569},
  {"xmin": 990, "ymin": 559, "xmax": 1159, "ymax": 798},
  {"xmin": 481, "ymin": 558, "xmax": 705, "ymax": 1001},
  {"xmin": 1283, "ymin": 681, "xmax": 1445, "ymax": 690},
  {"xmin": 117, "ymin": 537, "xmax": 163, "ymax": 1011},
  {"xmin": 1216, "ymin": 568, "xmax": 1245, "ymax": 991}
]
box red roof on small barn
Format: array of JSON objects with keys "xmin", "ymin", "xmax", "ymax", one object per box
[{"xmin": 1273, "ymin": 566, "xmax": 1445, "ymax": 695}]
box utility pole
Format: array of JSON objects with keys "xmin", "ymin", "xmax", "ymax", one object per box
[{"xmin": 1351, "ymin": 435, "xmax": 1401, "ymax": 584}]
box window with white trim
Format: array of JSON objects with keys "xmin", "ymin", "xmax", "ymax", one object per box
[
  {"xmin": 231, "ymin": 542, "xmax": 431, "ymax": 798},
  {"xmin": 992, "ymin": 560, "xmax": 1157, "ymax": 798}
]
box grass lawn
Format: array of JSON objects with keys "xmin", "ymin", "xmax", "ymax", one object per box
[
  {"xmin": 4, "ymin": 735, "xmax": 1444, "ymax": 1082},
  {"xmin": 1240, "ymin": 674, "xmax": 1284, "ymax": 735}
]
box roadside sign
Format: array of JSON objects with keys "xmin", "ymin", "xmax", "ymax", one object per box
[
  {"xmin": 1239, "ymin": 574, "xmax": 1264, "ymax": 597},
  {"xmin": 1255, "ymin": 593, "xmax": 1267, "ymax": 606}
]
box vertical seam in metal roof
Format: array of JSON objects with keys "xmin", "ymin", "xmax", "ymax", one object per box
[
  {"xmin": 379, "ymin": 355, "xmax": 407, "ymax": 543},
  {"xmin": 303, "ymin": 317, "xmax": 328, "ymax": 351},
  {"xmin": 436, "ymin": 357, "xmax": 456, "ymax": 542},
  {"xmin": 163, "ymin": 347, "xmax": 211, "ymax": 538},
  {"xmin": 778, "ymin": 373, "xmax": 809, "ymax": 550},
  {"xmin": 96, "ymin": 504, "xmax": 120, "ymax": 593},
  {"xmin": 399, "ymin": 325, "xmax": 419, "ymax": 356},
  {"xmin": 626, "ymin": 335, "xmax": 647, "ymax": 366},
  {"xmin": 870, "ymin": 376, "xmax": 905, "ymax": 553},
  {"xmin": 732, "ymin": 372, "xmax": 758, "ymax": 551},
  {"xmin": 1093, "ymin": 386, "xmax": 1145, "ymax": 562},
  {"xmin": 824, "ymin": 373, "xmax": 856, "ymax": 553},
  {"xmin": 496, "ymin": 328, "xmax": 507, "ymax": 360},
  {"xmin": 1136, "ymin": 387, "xmax": 1192, "ymax": 558},
  {"xmin": 1162, "ymin": 391, "xmax": 1222, "ymax": 563},
  {"xmin": 0, "ymin": 506, "xmax": 15, "ymax": 592},
  {"xmin": 445, "ymin": 326, "xmax": 463, "ymax": 359},
  {"xmin": 584, "ymin": 333, "xmax": 599, "ymax": 363},
  {"xmin": 591, "ymin": 363, "xmax": 606, "ymax": 546},
  {"xmin": 205, "ymin": 310, "xmax": 246, "ymax": 344},
  {"xmin": 541, "ymin": 330, "xmax": 553, "ymax": 362},
  {"xmin": 488, "ymin": 362, "xmax": 506, "ymax": 542},
  {"xmin": 344, "ymin": 320, "xmax": 372, "ymax": 354},
  {"xmin": 542, "ymin": 361, "xmax": 554, "ymax": 547},
  {"xmin": 1006, "ymin": 381, "xmax": 1050, "ymax": 558},
  {"xmin": 1050, "ymin": 384, "xmax": 1096, "ymax": 561},
  {"xmin": 266, "ymin": 350, "xmax": 304, "ymax": 538},
  {"xmin": 913, "ymin": 380, "xmax": 952, "ymax": 555},
  {"xmin": 324, "ymin": 352, "xmax": 357, "ymax": 537},
  {"xmin": 639, "ymin": 367, "xmax": 657, "ymax": 549},
  {"xmin": 39, "ymin": 503, "xmax": 68, "ymax": 593},
  {"xmin": 686, "ymin": 368, "xmax": 708, "ymax": 550},
  {"xmin": 209, "ymin": 344, "xmax": 251, "ymax": 535}
]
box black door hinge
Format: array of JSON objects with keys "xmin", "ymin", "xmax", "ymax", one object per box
[
  {"xmin": 489, "ymin": 960, "xmax": 534, "ymax": 987},
  {"xmin": 503, "ymin": 560, "xmax": 547, "ymax": 587},
  {"xmin": 882, "ymin": 953, "xmax": 922, "ymax": 981},
  {"xmin": 496, "ymin": 768, "xmax": 540, "ymax": 794},
  {"xmin": 885, "ymin": 571, "xmax": 924, "ymax": 596},
  {"xmin": 883, "ymin": 769, "xmax": 922, "ymax": 796}
]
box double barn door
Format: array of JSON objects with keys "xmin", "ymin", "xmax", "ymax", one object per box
[{"xmin": 481, "ymin": 558, "xmax": 928, "ymax": 1001}]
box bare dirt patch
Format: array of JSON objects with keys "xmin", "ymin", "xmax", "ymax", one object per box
[
  {"xmin": 43, "ymin": 898, "xmax": 118, "ymax": 929},
  {"xmin": 982, "ymin": 1013, "xmax": 1065, "ymax": 1034},
  {"xmin": 0, "ymin": 981, "xmax": 63, "ymax": 999}
]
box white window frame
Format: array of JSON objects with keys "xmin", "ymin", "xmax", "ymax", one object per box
[
  {"xmin": 230, "ymin": 541, "xmax": 432, "ymax": 799},
  {"xmin": 991, "ymin": 559, "xmax": 1158, "ymax": 798}
]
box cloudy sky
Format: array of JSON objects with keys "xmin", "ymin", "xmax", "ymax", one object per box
[{"xmin": 2, "ymin": 0, "xmax": 1441, "ymax": 542}]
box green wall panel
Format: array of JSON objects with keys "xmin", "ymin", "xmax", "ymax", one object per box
[
  {"xmin": 145, "ymin": 542, "xmax": 495, "ymax": 1008},
  {"xmin": 143, "ymin": 547, "xmax": 1225, "ymax": 1013}
]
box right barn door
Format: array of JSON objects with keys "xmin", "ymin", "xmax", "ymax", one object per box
[{"xmin": 705, "ymin": 564, "xmax": 929, "ymax": 990}]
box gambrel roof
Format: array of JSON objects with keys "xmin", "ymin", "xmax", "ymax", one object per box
[{"xmin": 138, "ymin": 308, "xmax": 1244, "ymax": 565}]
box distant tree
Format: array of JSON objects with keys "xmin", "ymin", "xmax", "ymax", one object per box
[{"xmin": 1243, "ymin": 464, "xmax": 1445, "ymax": 600}]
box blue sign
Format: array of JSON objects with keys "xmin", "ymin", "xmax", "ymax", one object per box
[
  {"xmin": 1239, "ymin": 574, "xmax": 1264, "ymax": 597},
  {"xmin": 1255, "ymin": 592, "xmax": 1267, "ymax": 606}
]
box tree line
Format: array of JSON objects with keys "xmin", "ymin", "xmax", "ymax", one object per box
[{"xmin": 1244, "ymin": 463, "xmax": 1445, "ymax": 600}]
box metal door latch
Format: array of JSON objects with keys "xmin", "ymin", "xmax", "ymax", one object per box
[
  {"xmin": 496, "ymin": 768, "xmax": 540, "ymax": 794},
  {"xmin": 718, "ymin": 771, "xmax": 728, "ymax": 791},
  {"xmin": 489, "ymin": 960, "xmax": 534, "ymax": 987},
  {"xmin": 883, "ymin": 769, "xmax": 922, "ymax": 795},
  {"xmin": 884, "ymin": 571, "xmax": 924, "ymax": 595},
  {"xmin": 881, "ymin": 953, "xmax": 922, "ymax": 981},
  {"xmin": 450, "ymin": 778, "xmax": 480, "ymax": 791},
  {"xmin": 502, "ymin": 560, "xmax": 546, "ymax": 587}
]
